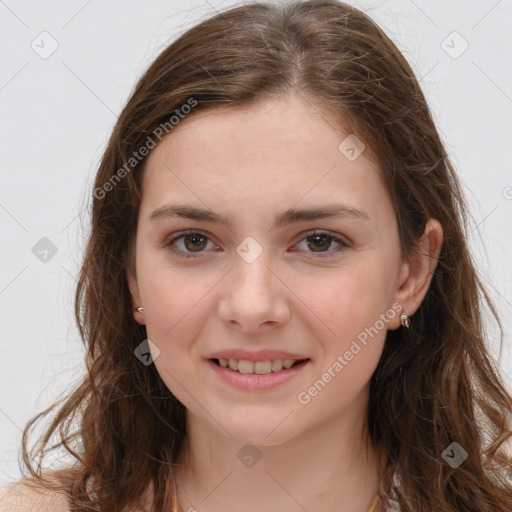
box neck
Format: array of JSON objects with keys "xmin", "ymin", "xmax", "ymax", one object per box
[{"xmin": 173, "ymin": 393, "xmax": 387, "ymax": 512}]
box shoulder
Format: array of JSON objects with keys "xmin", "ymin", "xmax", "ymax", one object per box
[{"xmin": 0, "ymin": 479, "xmax": 70, "ymax": 512}]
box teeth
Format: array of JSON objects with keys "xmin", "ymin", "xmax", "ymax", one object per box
[
  {"xmin": 239, "ymin": 359, "xmax": 257, "ymax": 374},
  {"xmin": 217, "ymin": 358, "xmax": 303, "ymax": 374}
]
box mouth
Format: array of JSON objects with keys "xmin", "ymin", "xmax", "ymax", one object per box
[
  {"xmin": 209, "ymin": 357, "xmax": 310, "ymax": 374},
  {"xmin": 206, "ymin": 357, "xmax": 311, "ymax": 391}
]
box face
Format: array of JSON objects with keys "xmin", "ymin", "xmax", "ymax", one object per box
[{"xmin": 128, "ymin": 94, "xmax": 410, "ymax": 446}]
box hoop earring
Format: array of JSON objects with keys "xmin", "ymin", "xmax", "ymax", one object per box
[
  {"xmin": 400, "ymin": 312, "xmax": 410, "ymax": 328},
  {"xmin": 136, "ymin": 307, "xmax": 144, "ymax": 314}
]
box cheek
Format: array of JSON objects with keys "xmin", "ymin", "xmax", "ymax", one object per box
[
  {"xmin": 141, "ymin": 260, "xmax": 214, "ymax": 331},
  {"xmin": 296, "ymin": 265, "xmax": 392, "ymax": 343},
  {"xmin": 297, "ymin": 278, "xmax": 389, "ymax": 410},
  {"xmin": 136, "ymin": 273, "xmax": 209, "ymax": 394},
  {"xmin": 141, "ymin": 269, "xmax": 205, "ymax": 398}
]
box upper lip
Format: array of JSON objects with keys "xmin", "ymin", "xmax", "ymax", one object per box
[{"xmin": 206, "ymin": 349, "xmax": 310, "ymax": 362}]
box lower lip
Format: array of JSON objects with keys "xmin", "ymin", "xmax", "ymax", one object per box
[{"xmin": 206, "ymin": 359, "xmax": 310, "ymax": 391}]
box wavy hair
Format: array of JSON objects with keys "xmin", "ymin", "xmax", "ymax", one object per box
[{"xmin": 16, "ymin": 1, "xmax": 512, "ymax": 511}]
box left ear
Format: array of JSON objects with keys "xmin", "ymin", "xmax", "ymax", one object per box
[{"xmin": 389, "ymin": 218, "xmax": 443, "ymax": 329}]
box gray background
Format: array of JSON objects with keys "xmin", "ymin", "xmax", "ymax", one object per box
[{"xmin": 1, "ymin": 0, "xmax": 511, "ymax": 484}]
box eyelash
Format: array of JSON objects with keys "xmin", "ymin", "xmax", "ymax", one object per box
[{"xmin": 163, "ymin": 229, "xmax": 349, "ymax": 260}]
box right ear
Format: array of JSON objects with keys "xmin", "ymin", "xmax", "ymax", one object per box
[{"xmin": 127, "ymin": 266, "xmax": 146, "ymax": 326}]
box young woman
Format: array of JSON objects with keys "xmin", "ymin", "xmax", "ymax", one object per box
[{"xmin": 2, "ymin": 1, "xmax": 511, "ymax": 511}]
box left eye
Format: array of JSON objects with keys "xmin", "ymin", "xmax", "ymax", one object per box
[
  {"xmin": 294, "ymin": 230, "xmax": 348, "ymax": 256},
  {"xmin": 164, "ymin": 229, "xmax": 349, "ymax": 259}
]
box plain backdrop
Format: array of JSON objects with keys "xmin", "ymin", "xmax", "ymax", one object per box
[{"xmin": 0, "ymin": 0, "xmax": 511, "ymax": 485}]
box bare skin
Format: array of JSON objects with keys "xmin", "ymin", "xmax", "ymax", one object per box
[{"xmin": 127, "ymin": 93, "xmax": 443, "ymax": 512}]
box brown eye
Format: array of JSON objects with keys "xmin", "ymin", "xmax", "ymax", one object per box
[
  {"xmin": 164, "ymin": 231, "xmax": 216, "ymax": 259},
  {"xmin": 164, "ymin": 229, "xmax": 349, "ymax": 260},
  {"xmin": 306, "ymin": 233, "xmax": 333, "ymax": 252},
  {"xmin": 295, "ymin": 229, "xmax": 349, "ymax": 258},
  {"xmin": 182, "ymin": 233, "xmax": 208, "ymax": 252}
]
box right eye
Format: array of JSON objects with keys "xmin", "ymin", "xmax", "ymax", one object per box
[{"xmin": 164, "ymin": 230, "xmax": 218, "ymax": 259}]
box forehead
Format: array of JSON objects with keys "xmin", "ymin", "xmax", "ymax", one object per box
[
  {"xmin": 145, "ymin": 95, "xmax": 372, "ymax": 169},
  {"xmin": 140, "ymin": 95, "xmax": 389, "ymax": 225}
]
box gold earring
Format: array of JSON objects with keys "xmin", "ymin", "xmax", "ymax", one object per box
[{"xmin": 400, "ymin": 312, "xmax": 410, "ymax": 328}]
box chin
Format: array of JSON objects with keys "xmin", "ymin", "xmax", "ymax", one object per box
[
  {"xmin": 215, "ymin": 413, "xmax": 302, "ymax": 447},
  {"xmin": 233, "ymin": 429, "xmax": 294, "ymax": 447}
]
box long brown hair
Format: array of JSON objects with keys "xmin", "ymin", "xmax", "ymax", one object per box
[{"xmin": 17, "ymin": 1, "xmax": 512, "ymax": 511}]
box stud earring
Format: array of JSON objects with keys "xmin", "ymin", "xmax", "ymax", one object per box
[
  {"xmin": 136, "ymin": 307, "xmax": 144, "ymax": 314},
  {"xmin": 400, "ymin": 312, "xmax": 410, "ymax": 328}
]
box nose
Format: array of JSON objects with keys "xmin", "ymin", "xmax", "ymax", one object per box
[{"xmin": 216, "ymin": 249, "xmax": 291, "ymax": 333}]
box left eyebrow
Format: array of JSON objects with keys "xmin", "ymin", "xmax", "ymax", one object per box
[{"xmin": 147, "ymin": 203, "xmax": 370, "ymax": 229}]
